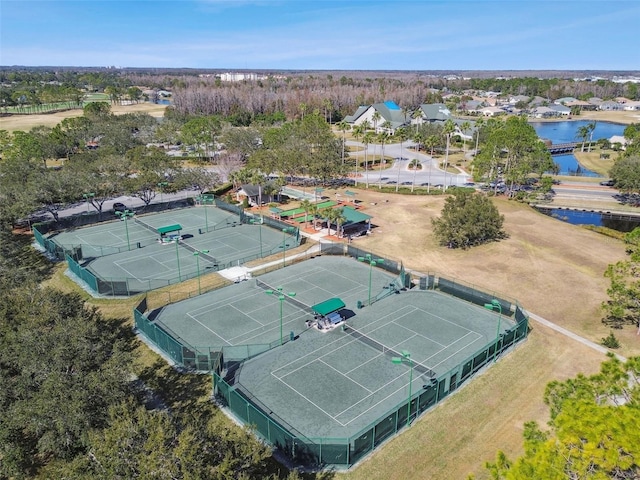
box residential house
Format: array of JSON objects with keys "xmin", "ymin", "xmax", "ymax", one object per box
[
  {"xmin": 343, "ymin": 100, "xmax": 409, "ymax": 134},
  {"xmin": 599, "ymin": 101, "xmax": 624, "ymax": 111},
  {"xmin": 479, "ymin": 106, "xmax": 504, "ymax": 117},
  {"xmin": 508, "ymin": 95, "xmax": 530, "ymax": 105},
  {"xmin": 565, "ymin": 100, "xmax": 597, "ymax": 111},
  {"xmin": 549, "ymin": 104, "xmax": 572, "ymax": 116},
  {"xmin": 530, "ymin": 106, "xmax": 559, "ymax": 118},
  {"xmin": 412, "ymin": 103, "xmax": 452, "ymax": 125},
  {"xmin": 623, "ymin": 101, "xmax": 640, "ymax": 111},
  {"xmin": 554, "ymin": 97, "xmax": 578, "ymax": 105}
]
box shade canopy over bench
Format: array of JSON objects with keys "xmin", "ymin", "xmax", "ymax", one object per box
[{"xmin": 311, "ymin": 298, "xmax": 346, "ymax": 316}]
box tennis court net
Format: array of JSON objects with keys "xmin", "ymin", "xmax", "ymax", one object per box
[
  {"xmin": 344, "ymin": 325, "xmax": 436, "ymax": 378},
  {"xmin": 178, "ymin": 240, "xmax": 218, "ymax": 265},
  {"xmin": 134, "ymin": 217, "xmax": 160, "ymax": 234},
  {"xmin": 255, "ymin": 278, "xmax": 314, "ymax": 314}
]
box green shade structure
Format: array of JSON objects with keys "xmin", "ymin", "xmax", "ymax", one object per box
[{"xmin": 311, "ymin": 298, "xmax": 346, "ymax": 316}]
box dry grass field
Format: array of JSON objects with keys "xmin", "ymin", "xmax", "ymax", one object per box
[
  {"xmin": 0, "ymin": 102, "xmax": 167, "ymax": 132},
  {"xmin": 328, "ymin": 188, "xmax": 638, "ymax": 479}
]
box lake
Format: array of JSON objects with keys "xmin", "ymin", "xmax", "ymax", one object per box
[
  {"xmin": 529, "ymin": 120, "xmax": 626, "ymax": 177},
  {"xmin": 536, "ymin": 207, "xmax": 640, "ymax": 232}
]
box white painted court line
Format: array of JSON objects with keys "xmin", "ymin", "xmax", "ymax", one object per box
[
  {"xmin": 272, "ymin": 367, "xmax": 348, "ymax": 426},
  {"xmin": 185, "ymin": 312, "xmax": 233, "ymax": 345},
  {"xmin": 317, "ymin": 358, "xmax": 373, "ymax": 394}
]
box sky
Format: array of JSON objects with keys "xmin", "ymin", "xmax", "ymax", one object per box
[{"xmin": 1, "ymin": 0, "xmax": 639, "ymax": 71}]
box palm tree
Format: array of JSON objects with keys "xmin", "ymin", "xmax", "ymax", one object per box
[
  {"xmin": 395, "ymin": 127, "xmax": 409, "ymax": 192},
  {"xmin": 363, "ymin": 132, "xmax": 374, "ymax": 188},
  {"xmin": 425, "ymin": 135, "xmax": 439, "ymax": 194},
  {"xmin": 442, "ymin": 119, "xmax": 456, "ymax": 190},
  {"xmin": 337, "ymin": 120, "xmax": 350, "ymax": 166},
  {"xmin": 412, "ymin": 108, "xmax": 423, "ymax": 133},
  {"xmin": 377, "ymin": 131, "xmax": 389, "ymax": 188},
  {"xmin": 371, "ymin": 111, "xmax": 381, "ymax": 134},
  {"xmin": 320, "ymin": 207, "xmax": 335, "ymax": 235},
  {"xmin": 333, "ymin": 208, "xmax": 347, "ymax": 239},
  {"xmin": 460, "ymin": 121, "xmax": 471, "ymax": 152},
  {"xmin": 297, "ymin": 199, "xmax": 308, "ymax": 226},
  {"xmin": 352, "ymin": 125, "xmax": 364, "ymax": 186},
  {"xmin": 309, "ymin": 203, "xmax": 320, "ymax": 230},
  {"xmin": 473, "ymin": 117, "xmax": 485, "ymax": 158},
  {"xmin": 587, "ymin": 121, "xmax": 597, "ymax": 153},
  {"xmin": 576, "ymin": 125, "xmax": 590, "ymax": 152}
]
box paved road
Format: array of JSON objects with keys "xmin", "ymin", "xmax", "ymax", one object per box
[{"xmin": 348, "ymin": 140, "xmax": 470, "ymax": 189}]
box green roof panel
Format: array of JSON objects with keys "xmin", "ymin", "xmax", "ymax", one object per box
[{"xmin": 311, "ymin": 298, "xmax": 346, "ymax": 316}]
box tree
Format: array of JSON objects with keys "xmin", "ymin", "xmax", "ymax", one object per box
[
  {"xmin": 485, "ymin": 355, "xmax": 640, "ymax": 480},
  {"xmin": 300, "ymin": 199, "xmax": 313, "ymax": 227},
  {"xmin": 473, "ymin": 116, "xmax": 552, "ymax": 191},
  {"xmin": 395, "ymin": 127, "xmax": 409, "ymax": 192},
  {"xmin": 431, "ymin": 190, "xmax": 506, "ymax": 249},
  {"xmin": 587, "ymin": 121, "xmax": 597, "ymax": 153},
  {"xmin": 363, "ymin": 131, "xmax": 374, "ymax": 189},
  {"xmin": 124, "ymin": 146, "xmax": 182, "ymax": 206},
  {"xmin": 83, "ymin": 101, "xmax": 111, "ymax": 120},
  {"xmin": 180, "ymin": 116, "xmax": 222, "ymax": 161},
  {"xmin": 442, "ymin": 119, "xmax": 456, "ymax": 190},
  {"xmin": 337, "ymin": 120, "xmax": 350, "ymax": 165},
  {"xmin": 609, "ymin": 156, "xmax": 640, "ymax": 193},
  {"xmin": 0, "ymin": 286, "xmax": 134, "ymax": 477},
  {"xmin": 377, "ymin": 131, "xmax": 389, "ymax": 188},
  {"xmin": 576, "ymin": 124, "xmax": 590, "ymax": 152},
  {"xmin": 424, "ymin": 134, "xmax": 439, "ymax": 194},
  {"xmin": 602, "ymin": 226, "xmax": 640, "ymax": 330},
  {"xmin": 460, "ymin": 121, "xmax": 471, "ymax": 152}
]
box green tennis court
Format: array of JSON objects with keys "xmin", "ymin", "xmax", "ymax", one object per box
[
  {"xmin": 60, "ymin": 205, "xmax": 300, "ymax": 294},
  {"xmin": 233, "ymin": 284, "xmax": 513, "ymax": 440},
  {"xmin": 152, "ymin": 256, "xmax": 394, "ymax": 349},
  {"xmin": 52, "ymin": 206, "xmax": 239, "ymax": 257}
]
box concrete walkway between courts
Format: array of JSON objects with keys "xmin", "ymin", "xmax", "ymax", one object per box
[{"xmin": 216, "ymin": 231, "xmax": 331, "ymax": 283}]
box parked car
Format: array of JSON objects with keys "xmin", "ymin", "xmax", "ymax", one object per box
[{"xmin": 112, "ymin": 202, "xmax": 128, "ymax": 213}]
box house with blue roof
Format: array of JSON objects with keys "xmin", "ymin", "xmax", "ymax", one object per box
[{"xmin": 343, "ymin": 101, "xmax": 410, "ymax": 134}]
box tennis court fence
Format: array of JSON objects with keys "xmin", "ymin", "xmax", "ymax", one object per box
[{"xmin": 213, "ymin": 301, "xmax": 529, "ymax": 468}]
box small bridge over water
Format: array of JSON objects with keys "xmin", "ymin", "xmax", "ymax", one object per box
[{"xmin": 547, "ymin": 142, "xmax": 577, "ymax": 154}]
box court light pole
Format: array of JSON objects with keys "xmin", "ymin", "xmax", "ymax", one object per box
[
  {"xmin": 115, "ymin": 209, "xmax": 134, "ymax": 250},
  {"xmin": 265, "ymin": 286, "xmax": 296, "ymax": 345},
  {"xmin": 83, "ymin": 192, "xmax": 95, "ymax": 213},
  {"xmin": 174, "ymin": 237, "xmax": 182, "ymax": 281},
  {"xmin": 357, "ymin": 254, "xmax": 384, "ymax": 306},
  {"xmin": 484, "ymin": 299, "xmax": 503, "ymax": 363},
  {"xmin": 157, "ymin": 181, "xmax": 169, "ymax": 204},
  {"xmin": 281, "ymin": 227, "xmax": 296, "ymax": 268},
  {"xmin": 193, "ymin": 249, "xmax": 209, "ymax": 295},
  {"xmin": 391, "ymin": 350, "xmax": 413, "ymax": 427},
  {"xmin": 249, "ymin": 216, "xmax": 263, "ymax": 258}
]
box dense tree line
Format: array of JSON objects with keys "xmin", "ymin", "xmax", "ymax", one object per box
[
  {"xmin": 3, "ymin": 68, "xmax": 638, "ymax": 120},
  {"xmin": 0, "ymin": 226, "xmax": 310, "ymax": 479}
]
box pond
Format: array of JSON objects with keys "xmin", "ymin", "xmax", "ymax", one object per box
[
  {"xmin": 536, "ymin": 207, "xmax": 640, "ymax": 232},
  {"xmin": 529, "ymin": 120, "xmax": 626, "ymax": 177}
]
